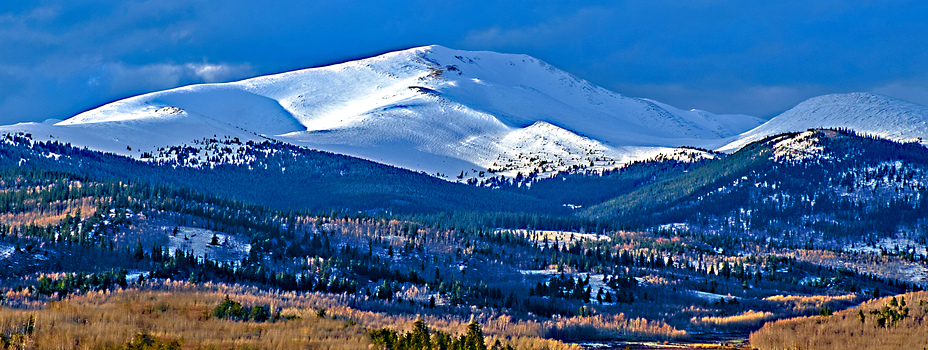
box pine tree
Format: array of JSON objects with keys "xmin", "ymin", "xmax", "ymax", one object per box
[
  {"xmin": 462, "ymin": 321, "xmax": 486, "ymax": 350},
  {"xmin": 133, "ymin": 240, "xmax": 145, "ymax": 260},
  {"xmin": 409, "ymin": 319, "xmax": 430, "ymax": 350}
]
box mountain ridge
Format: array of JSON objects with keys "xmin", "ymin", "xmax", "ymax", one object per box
[
  {"xmin": 720, "ymin": 92, "xmax": 928, "ymax": 152},
  {"xmin": 1, "ymin": 45, "xmax": 765, "ymax": 180},
  {"xmin": 9, "ymin": 47, "xmax": 928, "ymax": 185}
]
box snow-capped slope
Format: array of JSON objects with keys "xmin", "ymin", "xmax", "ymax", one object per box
[
  {"xmin": 1, "ymin": 45, "xmax": 765, "ymax": 179},
  {"xmin": 720, "ymin": 93, "xmax": 928, "ymax": 152}
]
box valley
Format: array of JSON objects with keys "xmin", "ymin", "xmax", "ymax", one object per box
[
  {"xmin": 1, "ymin": 125, "xmax": 927, "ymax": 349},
  {"xmin": 1, "ymin": 47, "xmax": 928, "ymax": 349}
]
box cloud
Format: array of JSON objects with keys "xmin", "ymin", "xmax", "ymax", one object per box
[
  {"xmin": 186, "ymin": 63, "xmax": 253, "ymax": 83},
  {"xmin": 0, "ymin": 66, "xmax": 28, "ymax": 105},
  {"xmin": 0, "ymin": 58, "xmax": 254, "ymax": 124},
  {"xmin": 0, "ymin": 4, "xmax": 59, "ymax": 23},
  {"xmin": 2, "ymin": 1, "xmax": 928, "ymax": 125},
  {"xmin": 101, "ymin": 62, "xmax": 255, "ymax": 93},
  {"xmin": 870, "ymin": 77, "xmax": 928, "ymax": 107},
  {"xmin": 612, "ymin": 82, "xmax": 834, "ymax": 118},
  {"xmin": 461, "ymin": 6, "xmax": 613, "ymax": 50}
]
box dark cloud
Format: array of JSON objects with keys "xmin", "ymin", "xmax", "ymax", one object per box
[
  {"xmin": 0, "ymin": 69, "xmax": 26, "ymax": 105},
  {"xmin": 1, "ymin": 1, "xmax": 927, "ymax": 123}
]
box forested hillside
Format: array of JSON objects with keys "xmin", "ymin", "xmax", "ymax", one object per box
[
  {"xmin": 584, "ymin": 130, "xmax": 928, "ymax": 249},
  {"xmin": 1, "ymin": 133, "xmax": 560, "ymax": 214},
  {"xmin": 2, "ymin": 129, "xmax": 928, "ymax": 349}
]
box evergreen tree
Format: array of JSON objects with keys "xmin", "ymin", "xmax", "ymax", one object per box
[
  {"xmin": 408, "ymin": 319, "xmax": 430, "ymax": 350},
  {"xmin": 462, "ymin": 321, "xmax": 486, "ymax": 350}
]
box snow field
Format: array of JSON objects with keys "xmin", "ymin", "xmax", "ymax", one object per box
[{"xmin": 0, "ymin": 45, "xmax": 766, "ymax": 181}]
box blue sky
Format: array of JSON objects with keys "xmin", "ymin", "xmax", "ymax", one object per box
[{"xmin": 2, "ymin": 1, "xmax": 927, "ymax": 124}]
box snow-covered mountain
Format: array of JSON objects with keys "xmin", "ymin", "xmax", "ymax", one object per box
[
  {"xmin": 2, "ymin": 45, "xmax": 765, "ymax": 180},
  {"xmin": 720, "ymin": 93, "xmax": 928, "ymax": 152}
]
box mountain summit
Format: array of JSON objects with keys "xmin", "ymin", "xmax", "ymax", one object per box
[
  {"xmin": 720, "ymin": 93, "xmax": 928, "ymax": 152},
  {"xmin": 5, "ymin": 45, "xmax": 765, "ymax": 179}
]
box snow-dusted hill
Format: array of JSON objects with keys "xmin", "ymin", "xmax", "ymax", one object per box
[
  {"xmin": 720, "ymin": 93, "xmax": 928, "ymax": 152},
  {"xmin": 1, "ymin": 45, "xmax": 765, "ymax": 180}
]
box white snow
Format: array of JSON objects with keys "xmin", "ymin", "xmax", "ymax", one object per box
[
  {"xmin": 165, "ymin": 226, "xmax": 251, "ymax": 264},
  {"xmin": 0, "ymin": 243, "xmax": 15, "ymax": 259},
  {"xmin": 844, "ymin": 237, "xmax": 928, "ymax": 257},
  {"xmin": 721, "ymin": 93, "xmax": 928, "ymax": 152},
  {"xmin": 125, "ymin": 270, "xmax": 150, "ymax": 283},
  {"xmin": 689, "ymin": 290, "xmax": 737, "ymax": 301},
  {"xmin": 770, "ymin": 130, "xmax": 834, "ymax": 164},
  {"xmin": 657, "ymin": 223, "xmax": 693, "ymax": 232},
  {"xmin": 0, "ymin": 45, "xmax": 764, "ymax": 180},
  {"xmin": 497, "ymin": 228, "xmax": 610, "ymax": 248},
  {"xmin": 518, "ymin": 269, "xmax": 613, "ymax": 299}
]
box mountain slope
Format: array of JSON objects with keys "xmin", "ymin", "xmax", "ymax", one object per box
[
  {"xmin": 720, "ymin": 93, "xmax": 928, "ymax": 152},
  {"xmin": 0, "ymin": 133, "xmax": 563, "ymax": 214},
  {"xmin": 584, "ymin": 129, "xmax": 928, "ymax": 246},
  {"xmin": 751, "ymin": 291, "xmax": 928, "ymax": 350},
  {"xmin": 1, "ymin": 45, "xmax": 764, "ymax": 180}
]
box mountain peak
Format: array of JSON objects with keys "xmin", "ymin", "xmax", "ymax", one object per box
[
  {"xmin": 720, "ymin": 92, "xmax": 928, "ymax": 152},
  {"xmin": 795, "ymin": 92, "xmax": 915, "ymax": 108},
  {"xmin": 1, "ymin": 46, "xmax": 765, "ymax": 181}
]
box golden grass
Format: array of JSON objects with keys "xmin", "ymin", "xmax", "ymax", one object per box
[
  {"xmin": 0, "ymin": 197, "xmax": 97, "ymax": 227},
  {"xmin": 762, "ymin": 293, "xmax": 861, "ymax": 314},
  {"xmin": 0, "ymin": 279, "xmax": 695, "ymax": 349},
  {"xmin": 0, "ymin": 285, "xmax": 372, "ymax": 350},
  {"xmin": 547, "ymin": 314, "xmax": 688, "ymax": 341},
  {"xmin": 0, "ymin": 281, "xmax": 597, "ymax": 350},
  {"xmin": 691, "ymin": 310, "xmax": 777, "ymax": 329},
  {"xmin": 762, "ymin": 294, "xmax": 858, "ymax": 304},
  {"xmin": 750, "ymin": 291, "xmax": 928, "ymax": 350}
]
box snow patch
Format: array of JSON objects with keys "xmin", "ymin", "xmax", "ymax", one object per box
[
  {"xmin": 771, "ymin": 130, "xmax": 834, "ymax": 164},
  {"xmin": 164, "ymin": 226, "xmax": 251, "ymax": 264},
  {"xmin": 0, "ymin": 243, "xmax": 15, "ymax": 259}
]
